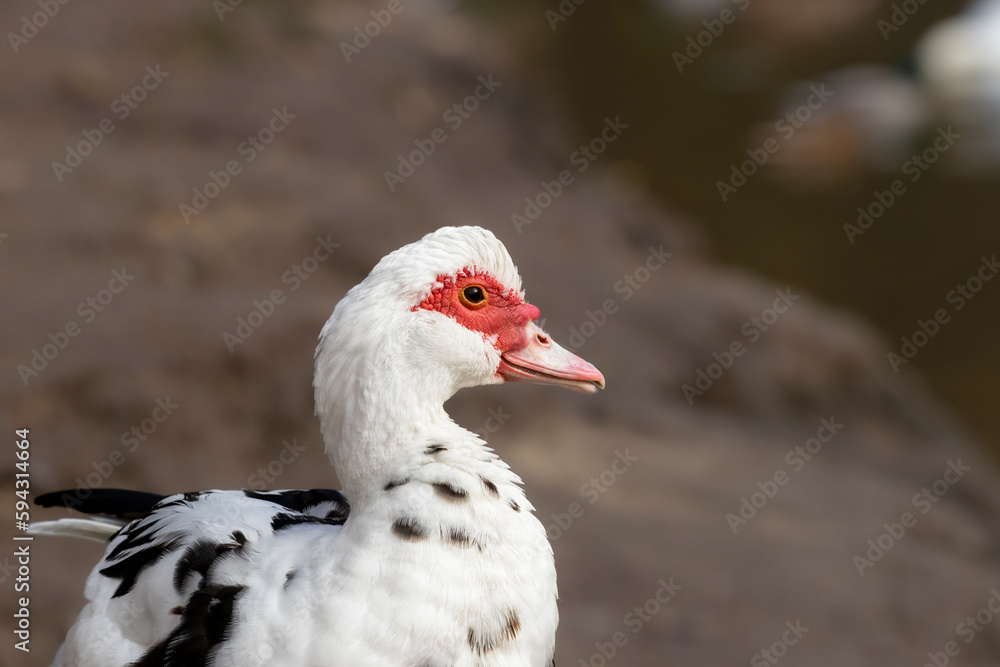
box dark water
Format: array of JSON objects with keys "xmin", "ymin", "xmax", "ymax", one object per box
[{"xmin": 467, "ymin": 0, "xmax": 1000, "ymax": 452}]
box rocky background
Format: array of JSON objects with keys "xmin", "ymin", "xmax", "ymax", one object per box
[{"xmin": 1, "ymin": 1, "xmax": 999, "ymax": 666}]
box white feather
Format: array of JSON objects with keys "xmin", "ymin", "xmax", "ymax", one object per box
[{"xmin": 28, "ymin": 518, "xmax": 123, "ymax": 542}]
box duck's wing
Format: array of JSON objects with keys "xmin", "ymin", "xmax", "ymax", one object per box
[{"xmin": 33, "ymin": 488, "xmax": 349, "ymax": 667}]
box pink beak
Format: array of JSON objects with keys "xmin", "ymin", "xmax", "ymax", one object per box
[{"xmin": 499, "ymin": 322, "xmax": 605, "ymax": 394}]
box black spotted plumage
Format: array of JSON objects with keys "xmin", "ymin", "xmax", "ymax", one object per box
[
  {"xmin": 100, "ymin": 534, "xmax": 186, "ymax": 598},
  {"xmin": 241, "ymin": 488, "xmax": 350, "ymax": 519},
  {"xmin": 391, "ymin": 516, "xmax": 427, "ymax": 541},
  {"xmin": 432, "ymin": 481, "xmax": 468, "ymax": 502},
  {"xmin": 481, "ymin": 476, "xmax": 500, "ymax": 498},
  {"xmin": 384, "ymin": 477, "xmax": 410, "ymax": 491},
  {"xmin": 36, "ymin": 487, "xmax": 351, "ymax": 603},
  {"xmin": 95, "ymin": 492, "xmax": 212, "ymax": 597},
  {"xmin": 467, "ymin": 610, "xmax": 521, "ymax": 655},
  {"xmin": 172, "ymin": 539, "xmax": 220, "ymax": 594},
  {"xmin": 110, "ymin": 489, "xmax": 351, "ymax": 665},
  {"xmin": 132, "ymin": 584, "xmax": 246, "ymax": 667},
  {"xmin": 444, "ymin": 526, "xmax": 483, "ymax": 552}
]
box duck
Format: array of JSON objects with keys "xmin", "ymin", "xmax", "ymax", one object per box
[
  {"xmin": 32, "ymin": 226, "xmax": 605, "ymax": 667},
  {"xmin": 917, "ymin": 0, "xmax": 1000, "ymax": 168}
]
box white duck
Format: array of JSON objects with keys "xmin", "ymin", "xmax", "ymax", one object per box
[
  {"xmin": 918, "ymin": 0, "xmax": 1000, "ymax": 168},
  {"xmin": 32, "ymin": 226, "xmax": 605, "ymax": 667}
]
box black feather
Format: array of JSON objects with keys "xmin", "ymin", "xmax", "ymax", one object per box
[
  {"xmin": 271, "ymin": 512, "xmax": 346, "ymax": 532},
  {"xmin": 35, "ymin": 489, "xmax": 167, "ymax": 520},
  {"xmin": 100, "ymin": 535, "xmax": 186, "ymax": 598},
  {"xmin": 173, "ymin": 539, "xmax": 220, "ymax": 594},
  {"xmin": 242, "ymin": 488, "xmax": 350, "ymax": 520},
  {"xmin": 131, "ymin": 584, "xmax": 245, "ymax": 667}
]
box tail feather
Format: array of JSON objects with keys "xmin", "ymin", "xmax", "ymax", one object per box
[
  {"xmin": 35, "ymin": 489, "xmax": 166, "ymax": 519},
  {"xmin": 28, "ymin": 518, "xmax": 124, "ymax": 542},
  {"xmin": 32, "ymin": 488, "xmax": 166, "ymax": 543}
]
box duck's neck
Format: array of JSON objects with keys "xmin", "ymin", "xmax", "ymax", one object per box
[
  {"xmin": 321, "ymin": 399, "xmax": 469, "ymax": 503},
  {"xmin": 314, "ymin": 330, "xmax": 472, "ymax": 503}
]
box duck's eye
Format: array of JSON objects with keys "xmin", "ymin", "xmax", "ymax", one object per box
[{"xmin": 459, "ymin": 285, "xmax": 488, "ymax": 309}]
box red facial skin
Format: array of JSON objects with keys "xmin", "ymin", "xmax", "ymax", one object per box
[{"xmin": 414, "ymin": 268, "xmax": 540, "ymax": 354}]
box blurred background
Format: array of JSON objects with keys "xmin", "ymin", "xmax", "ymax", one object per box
[{"xmin": 2, "ymin": 0, "xmax": 1000, "ymax": 665}]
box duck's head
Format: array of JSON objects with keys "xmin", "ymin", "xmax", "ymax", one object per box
[
  {"xmin": 317, "ymin": 226, "xmax": 603, "ymax": 398},
  {"xmin": 314, "ymin": 226, "xmax": 603, "ymax": 496}
]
